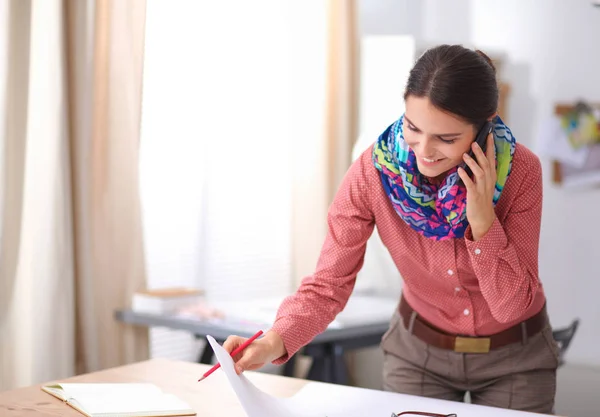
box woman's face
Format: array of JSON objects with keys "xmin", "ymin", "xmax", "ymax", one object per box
[{"xmin": 404, "ymin": 95, "xmax": 478, "ymax": 181}]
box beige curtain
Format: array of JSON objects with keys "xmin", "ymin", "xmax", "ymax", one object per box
[
  {"xmin": 288, "ymin": 0, "xmax": 362, "ymax": 383},
  {"xmin": 0, "ymin": 0, "xmax": 75, "ymax": 390},
  {"xmin": 0, "ymin": 0, "xmax": 148, "ymax": 390},
  {"xmin": 324, "ymin": 0, "xmax": 360, "ymax": 206},
  {"xmin": 68, "ymin": 0, "xmax": 149, "ymax": 375},
  {"xmin": 292, "ymin": 0, "xmax": 360, "ymax": 286}
]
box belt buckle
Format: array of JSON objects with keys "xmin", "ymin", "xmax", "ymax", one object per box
[{"xmin": 454, "ymin": 336, "xmax": 491, "ymax": 353}]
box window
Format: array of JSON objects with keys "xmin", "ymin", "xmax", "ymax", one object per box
[{"xmin": 139, "ymin": 1, "xmax": 308, "ymax": 360}]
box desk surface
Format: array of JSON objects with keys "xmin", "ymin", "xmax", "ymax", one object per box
[
  {"xmin": 1, "ymin": 359, "xmax": 562, "ymax": 417},
  {"xmin": 0, "ymin": 359, "xmax": 307, "ymax": 417}
]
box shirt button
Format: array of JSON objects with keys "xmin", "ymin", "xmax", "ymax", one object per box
[
  {"xmin": 447, "ymin": 269, "xmax": 454, "ymax": 276},
  {"xmin": 463, "ymin": 308, "xmax": 470, "ymax": 316},
  {"xmin": 474, "ymin": 248, "xmax": 482, "ymax": 255},
  {"xmin": 455, "ymin": 287, "xmax": 461, "ymax": 292}
]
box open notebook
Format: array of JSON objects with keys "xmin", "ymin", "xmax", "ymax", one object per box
[{"xmin": 41, "ymin": 383, "xmax": 196, "ymax": 417}]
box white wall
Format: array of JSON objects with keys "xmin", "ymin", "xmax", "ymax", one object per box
[
  {"xmin": 421, "ymin": 0, "xmax": 471, "ymax": 44},
  {"xmin": 358, "ymin": 0, "xmax": 421, "ymax": 37},
  {"xmin": 357, "ymin": 0, "xmax": 600, "ymax": 374},
  {"xmin": 469, "ymin": 0, "xmax": 600, "ymax": 368}
]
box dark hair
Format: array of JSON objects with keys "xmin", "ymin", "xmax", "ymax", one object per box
[{"xmin": 404, "ymin": 44, "xmax": 498, "ymax": 128}]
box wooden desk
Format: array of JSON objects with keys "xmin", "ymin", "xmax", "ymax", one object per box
[
  {"xmin": 0, "ymin": 359, "xmax": 307, "ymax": 417},
  {"xmin": 0, "ymin": 358, "xmax": 564, "ymax": 417}
]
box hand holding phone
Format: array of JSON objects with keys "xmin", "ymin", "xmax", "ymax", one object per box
[
  {"xmin": 458, "ymin": 119, "xmax": 497, "ymax": 241},
  {"xmin": 463, "ymin": 121, "xmax": 494, "ymax": 178}
]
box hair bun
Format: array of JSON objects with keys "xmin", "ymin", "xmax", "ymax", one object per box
[{"xmin": 475, "ymin": 49, "xmax": 496, "ymax": 73}]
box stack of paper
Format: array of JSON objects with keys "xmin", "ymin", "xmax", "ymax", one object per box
[{"xmin": 132, "ymin": 287, "xmax": 204, "ymax": 314}]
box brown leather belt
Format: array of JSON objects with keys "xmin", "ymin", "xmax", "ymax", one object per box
[{"xmin": 399, "ymin": 295, "xmax": 547, "ymax": 353}]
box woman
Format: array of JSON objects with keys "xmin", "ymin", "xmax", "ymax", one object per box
[{"xmin": 223, "ymin": 44, "xmax": 558, "ymax": 413}]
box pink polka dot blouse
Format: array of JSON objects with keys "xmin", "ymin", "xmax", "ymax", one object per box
[{"xmin": 271, "ymin": 143, "xmax": 546, "ymax": 364}]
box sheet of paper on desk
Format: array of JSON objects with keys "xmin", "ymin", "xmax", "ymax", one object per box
[
  {"xmin": 207, "ymin": 335, "xmax": 314, "ymax": 417},
  {"xmin": 207, "ymin": 335, "xmax": 543, "ymax": 417}
]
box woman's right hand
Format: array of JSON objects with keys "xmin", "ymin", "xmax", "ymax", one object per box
[{"xmin": 223, "ymin": 330, "xmax": 287, "ymax": 375}]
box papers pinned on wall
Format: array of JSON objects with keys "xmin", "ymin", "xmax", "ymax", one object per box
[
  {"xmin": 536, "ymin": 116, "xmax": 590, "ymax": 168},
  {"xmin": 537, "ymin": 103, "xmax": 600, "ymax": 189}
]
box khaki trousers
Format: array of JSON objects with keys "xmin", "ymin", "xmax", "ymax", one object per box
[{"xmin": 381, "ymin": 310, "xmax": 559, "ymax": 414}]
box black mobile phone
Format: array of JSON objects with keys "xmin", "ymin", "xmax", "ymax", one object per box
[{"xmin": 463, "ymin": 121, "xmax": 494, "ymax": 178}]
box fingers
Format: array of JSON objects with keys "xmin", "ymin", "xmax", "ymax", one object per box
[
  {"xmin": 486, "ymin": 131, "xmax": 495, "ymax": 168},
  {"xmin": 235, "ymin": 363, "xmax": 244, "ymax": 375},
  {"xmin": 457, "ymin": 167, "xmax": 475, "ymax": 191},
  {"xmin": 223, "ymin": 336, "xmax": 268, "ymax": 375},
  {"xmin": 471, "ymin": 140, "xmax": 490, "ymax": 172},
  {"xmin": 464, "ymin": 131, "xmax": 497, "ymax": 190},
  {"xmin": 223, "ymin": 335, "xmax": 243, "ymax": 353},
  {"xmin": 462, "ymin": 152, "xmax": 485, "ymax": 182},
  {"xmin": 235, "ymin": 347, "xmax": 267, "ymax": 375},
  {"xmin": 223, "ymin": 336, "xmax": 249, "ymax": 374},
  {"xmin": 460, "ymin": 131, "xmax": 497, "ymax": 200},
  {"xmin": 235, "ymin": 355, "xmax": 256, "ymax": 374},
  {"xmin": 223, "ymin": 335, "xmax": 246, "ymax": 360}
]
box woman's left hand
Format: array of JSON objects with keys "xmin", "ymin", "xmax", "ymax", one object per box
[{"xmin": 457, "ymin": 131, "xmax": 497, "ymax": 241}]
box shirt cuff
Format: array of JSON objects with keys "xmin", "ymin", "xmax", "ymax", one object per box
[
  {"xmin": 268, "ymin": 319, "xmax": 306, "ymax": 365},
  {"xmin": 464, "ymin": 217, "xmax": 508, "ymax": 263}
]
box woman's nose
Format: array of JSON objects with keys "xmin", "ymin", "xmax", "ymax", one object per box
[{"xmin": 417, "ymin": 137, "xmax": 436, "ymax": 157}]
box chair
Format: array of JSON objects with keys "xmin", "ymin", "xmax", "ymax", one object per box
[{"xmin": 552, "ymin": 318, "xmax": 580, "ymax": 367}]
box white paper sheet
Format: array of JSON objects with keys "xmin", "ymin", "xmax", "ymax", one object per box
[
  {"xmin": 206, "ymin": 335, "xmax": 316, "ymax": 417},
  {"xmin": 206, "ymin": 335, "xmax": 546, "ymax": 417}
]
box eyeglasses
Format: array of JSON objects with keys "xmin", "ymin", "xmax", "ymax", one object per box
[{"xmin": 391, "ymin": 412, "xmax": 457, "ymax": 417}]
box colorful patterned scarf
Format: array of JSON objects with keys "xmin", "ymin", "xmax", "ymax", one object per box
[{"xmin": 372, "ymin": 114, "xmax": 516, "ymax": 241}]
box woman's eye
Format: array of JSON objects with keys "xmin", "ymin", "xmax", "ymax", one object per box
[
  {"xmin": 407, "ymin": 124, "xmax": 419, "ymax": 132},
  {"xmin": 440, "ymin": 138, "xmax": 456, "ymax": 144}
]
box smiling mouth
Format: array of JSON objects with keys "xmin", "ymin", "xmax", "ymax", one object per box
[{"xmin": 421, "ymin": 157, "xmax": 445, "ymax": 164}]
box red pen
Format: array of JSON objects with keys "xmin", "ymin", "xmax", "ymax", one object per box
[{"xmin": 198, "ymin": 330, "xmax": 264, "ymax": 382}]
